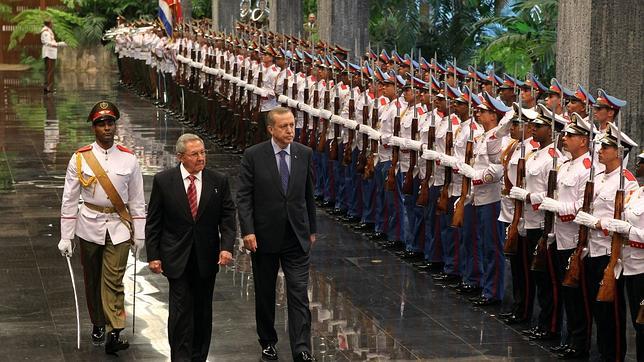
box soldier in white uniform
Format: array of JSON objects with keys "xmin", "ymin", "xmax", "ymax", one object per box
[
  {"xmin": 537, "ymin": 114, "xmax": 594, "ymax": 358},
  {"xmin": 574, "ymin": 121, "xmax": 639, "ymax": 362},
  {"xmin": 509, "ymin": 103, "xmax": 567, "ymax": 339},
  {"xmin": 58, "ymin": 101, "xmax": 146, "ymax": 354},
  {"xmin": 41, "ymin": 19, "xmax": 66, "ymax": 93}
]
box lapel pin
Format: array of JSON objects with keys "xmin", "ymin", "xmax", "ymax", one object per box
[{"xmin": 214, "ymin": 188, "xmax": 218, "ymax": 193}]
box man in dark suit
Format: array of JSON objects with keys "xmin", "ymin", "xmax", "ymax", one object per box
[
  {"xmin": 145, "ymin": 133, "xmax": 236, "ymax": 361},
  {"xmin": 237, "ymin": 107, "xmax": 317, "ymax": 362}
]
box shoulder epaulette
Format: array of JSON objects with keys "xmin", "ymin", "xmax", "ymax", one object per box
[
  {"xmin": 583, "ymin": 158, "xmax": 592, "ymax": 169},
  {"xmin": 117, "ymin": 145, "xmax": 135, "ymax": 155},
  {"xmin": 341, "ymin": 84, "xmax": 348, "ymax": 90},
  {"xmin": 624, "ymin": 169, "xmax": 636, "ymax": 182},
  {"xmin": 548, "ymin": 148, "xmax": 556, "ymax": 158},
  {"xmin": 530, "ymin": 139, "xmax": 540, "ymax": 148},
  {"xmin": 76, "ymin": 145, "xmax": 92, "ymax": 153}
]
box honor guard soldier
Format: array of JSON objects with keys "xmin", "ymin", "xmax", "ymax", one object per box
[
  {"xmin": 455, "ymin": 92, "xmax": 509, "ymax": 306},
  {"xmin": 58, "ymin": 101, "xmax": 146, "ymax": 354},
  {"xmin": 574, "ymin": 120, "xmax": 639, "ymax": 362},
  {"xmin": 509, "ymin": 103, "xmax": 567, "ymax": 339},
  {"xmin": 537, "ymin": 114, "xmax": 594, "ymax": 358}
]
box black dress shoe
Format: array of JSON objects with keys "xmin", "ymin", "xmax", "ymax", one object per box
[
  {"xmin": 341, "ymin": 215, "xmax": 360, "ymax": 224},
  {"xmin": 382, "ymin": 240, "xmax": 404, "ymax": 250},
  {"xmin": 368, "ymin": 232, "xmax": 387, "ymax": 241},
  {"xmin": 521, "ymin": 326, "xmax": 541, "ymax": 336},
  {"xmin": 503, "ymin": 314, "xmax": 529, "ymax": 325},
  {"xmin": 353, "ymin": 222, "xmax": 374, "ymax": 231},
  {"xmin": 261, "ymin": 344, "xmax": 278, "ymax": 361},
  {"xmin": 498, "ymin": 312, "xmax": 514, "ymax": 318},
  {"xmin": 549, "ymin": 344, "xmax": 569, "ymax": 353},
  {"xmin": 472, "ymin": 297, "xmax": 500, "ymax": 306},
  {"xmin": 294, "ymin": 351, "xmax": 315, "ymax": 362},
  {"xmin": 320, "ymin": 201, "xmax": 334, "ymax": 208},
  {"xmin": 529, "ymin": 330, "xmax": 559, "ymax": 341},
  {"xmin": 105, "ymin": 330, "xmax": 129, "ymax": 354},
  {"xmin": 432, "ymin": 272, "xmax": 449, "ymax": 280},
  {"xmin": 557, "ymin": 347, "xmax": 589, "ymax": 360},
  {"xmin": 91, "ymin": 325, "xmax": 106, "ymax": 345},
  {"xmin": 457, "ymin": 284, "xmax": 481, "ymax": 295}
]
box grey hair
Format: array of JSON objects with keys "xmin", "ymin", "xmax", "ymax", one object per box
[{"xmin": 175, "ymin": 133, "xmax": 204, "ymax": 154}]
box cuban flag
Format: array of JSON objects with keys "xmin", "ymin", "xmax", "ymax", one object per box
[{"xmin": 158, "ymin": 0, "xmax": 173, "ymax": 37}]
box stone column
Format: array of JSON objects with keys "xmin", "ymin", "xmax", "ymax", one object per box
[
  {"xmin": 317, "ymin": 0, "xmax": 370, "ymax": 59},
  {"xmin": 269, "ymin": 0, "xmax": 302, "ymax": 36},
  {"xmin": 556, "ymin": 0, "xmax": 643, "ymax": 146},
  {"xmin": 212, "ymin": 0, "xmax": 239, "ymax": 32}
]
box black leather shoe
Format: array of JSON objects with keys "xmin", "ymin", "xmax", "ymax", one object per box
[
  {"xmin": 382, "ymin": 240, "xmax": 404, "ymax": 250},
  {"xmin": 91, "ymin": 325, "xmax": 106, "ymax": 345},
  {"xmin": 503, "ymin": 314, "xmax": 529, "ymax": 325},
  {"xmin": 472, "ymin": 297, "xmax": 500, "ymax": 306},
  {"xmin": 521, "ymin": 326, "xmax": 540, "ymax": 336},
  {"xmin": 330, "ymin": 208, "xmax": 346, "ymax": 216},
  {"xmin": 294, "ymin": 351, "xmax": 315, "ymax": 362},
  {"xmin": 557, "ymin": 347, "xmax": 588, "ymax": 360},
  {"xmin": 368, "ymin": 232, "xmax": 387, "ymax": 241},
  {"xmin": 261, "ymin": 344, "xmax": 278, "ymax": 361},
  {"xmin": 320, "ymin": 201, "xmax": 334, "ymax": 209},
  {"xmin": 529, "ymin": 330, "xmax": 559, "ymax": 341},
  {"xmin": 432, "ymin": 272, "xmax": 449, "ymax": 280},
  {"xmin": 498, "ymin": 312, "xmax": 514, "ymax": 319},
  {"xmin": 341, "ymin": 215, "xmax": 360, "ymax": 224},
  {"xmin": 549, "ymin": 344, "xmax": 569, "ymax": 353},
  {"xmin": 353, "ymin": 222, "xmax": 374, "ymax": 231},
  {"xmin": 104, "ymin": 330, "xmax": 129, "ymax": 354},
  {"xmin": 457, "ymin": 284, "xmax": 481, "ymax": 295}
]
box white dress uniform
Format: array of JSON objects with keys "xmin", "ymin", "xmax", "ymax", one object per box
[
  {"xmin": 379, "ymin": 98, "xmax": 407, "ymax": 163},
  {"xmin": 471, "ymin": 129, "xmax": 504, "ymax": 206},
  {"xmin": 622, "ymin": 186, "xmax": 644, "ymax": 275},
  {"xmin": 523, "ymin": 143, "xmax": 566, "ymax": 229},
  {"xmin": 588, "ymin": 168, "xmax": 639, "ymax": 257},
  {"xmin": 256, "ymin": 63, "xmax": 280, "ymax": 112},
  {"xmin": 552, "ymin": 153, "xmax": 592, "ymax": 250},
  {"xmin": 398, "ymin": 102, "xmax": 425, "ymax": 175},
  {"xmin": 354, "ymin": 91, "xmax": 375, "ymax": 152},
  {"xmin": 41, "ymin": 25, "xmax": 58, "ymax": 59},
  {"xmin": 497, "ymin": 137, "xmax": 539, "ymax": 223},
  {"xmin": 60, "ymin": 142, "xmax": 146, "ymax": 245}
]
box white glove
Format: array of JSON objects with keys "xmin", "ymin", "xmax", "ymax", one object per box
[
  {"xmin": 509, "ymin": 186, "xmax": 529, "ymax": 201},
  {"xmin": 573, "ymin": 211, "xmax": 599, "ymax": 229},
  {"xmin": 132, "ymin": 238, "xmax": 145, "ymax": 258},
  {"xmin": 453, "ymin": 195, "xmax": 472, "ymax": 208},
  {"xmin": 381, "ymin": 134, "xmax": 392, "ymax": 145},
  {"xmin": 319, "ymin": 110, "xmax": 333, "ymax": 120},
  {"xmin": 344, "ymin": 119, "xmax": 359, "ymax": 130},
  {"xmin": 494, "ymin": 120, "xmax": 512, "ymax": 138},
  {"xmin": 299, "ymin": 103, "xmax": 311, "ymax": 112},
  {"xmin": 330, "ymin": 114, "xmax": 343, "ymax": 124},
  {"xmin": 422, "ymin": 149, "xmax": 441, "ymax": 161},
  {"xmin": 439, "ymin": 154, "xmax": 459, "ymax": 168},
  {"xmin": 57, "ymin": 41, "xmax": 67, "ymax": 47},
  {"xmin": 538, "ymin": 197, "xmax": 561, "ymax": 213},
  {"xmin": 456, "ymin": 161, "xmax": 476, "ymax": 179},
  {"xmin": 406, "ymin": 139, "xmax": 423, "ymax": 151},
  {"xmin": 367, "ymin": 128, "xmax": 382, "ymax": 140},
  {"xmin": 277, "ymin": 95, "xmax": 289, "ymax": 104},
  {"xmin": 603, "ymin": 218, "xmax": 632, "ymax": 235},
  {"xmin": 309, "ymin": 108, "xmax": 321, "ymax": 118},
  {"xmin": 58, "ymin": 239, "xmax": 73, "ymax": 257},
  {"xmin": 389, "ymin": 136, "xmax": 403, "ymax": 147},
  {"xmin": 287, "ymin": 99, "xmax": 299, "ymax": 108}
]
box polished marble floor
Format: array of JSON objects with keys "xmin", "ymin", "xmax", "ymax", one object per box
[{"xmin": 0, "ymin": 69, "xmax": 637, "ymax": 361}]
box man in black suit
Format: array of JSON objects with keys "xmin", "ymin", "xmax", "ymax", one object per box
[
  {"xmin": 145, "ymin": 133, "xmax": 236, "ymax": 361},
  {"xmin": 237, "ymin": 107, "xmax": 317, "ymax": 362}
]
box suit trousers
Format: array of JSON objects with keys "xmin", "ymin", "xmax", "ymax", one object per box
[
  {"xmin": 167, "ymin": 246, "xmax": 217, "ymax": 362},
  {"xmin": 79, "ymin": 235, "xmax": 130, "ymax": 331},
  {"xmin": 251, "ymin": 223, "xmax": 312, "ymax": 357}
]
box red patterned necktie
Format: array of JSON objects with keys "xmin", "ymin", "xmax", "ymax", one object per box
[{"xmin": 187, "ymin": 175, "xmax": 198, "ymax": 219}]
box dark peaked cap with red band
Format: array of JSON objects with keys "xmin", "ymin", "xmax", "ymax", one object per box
[{"xmin": 87, "ymin": 101, "xmax": 120, "ymax": 123}]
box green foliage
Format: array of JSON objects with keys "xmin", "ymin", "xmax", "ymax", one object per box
[
  {"xmin": 473, "ymin": 0, "xmax": 558, "ymax": 79},
  {"xmin": 9, "ymin": 8, "xmax": 83, "ymax": 50},
  {"xmin": 369, "ymin": 0, "xmax": 421, "ymax": 53},
  {"xmin": 303, "ymin": 0, "xmax": 317, "ymax": 19},
  {"xmin": 192, "ymin": 0, "xmax": 212, "ymax": 19},
  {"xmin": 0, "ymin": 3, "xmax": 11, "ymax": 21}
]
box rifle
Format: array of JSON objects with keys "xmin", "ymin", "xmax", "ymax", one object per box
[
  {"xmin": 385, "ymin": 71, "xmax": 401, "ymax": 192},
  {"xmin": 452, "ymin": 85, "xmax": 474, "ymax": 227},
  {"xmin": 290, "ymin": 63, "xmax": 299, "ymax": 119},
  {"xmin": 638, "ymin": 301, "xmax": 644, "ymax": 324},
  {"xmin": 189, "ymin": 46, "xmax": 197, "ymax": 90},
  {"xmin": 363, "ymin": 58, "xmax": 378, "ymax": 180},
  {"xmin": 317, "ymin": 65, "xmax": 330, "ymax": 153},
  {"xmin": 596, "ymin": 112, "xmax": 625, "ymax": 303},
  {"xmin": 402, "ymin": 56, "xmax": 418, "ymax": 195},
  {"xmin": 329, "ymin": 66, "xmax": 341, "ymax": 161},
  {"xmin": 437, "ymin": 61, "xmax": 456, "ymax": 213},
  {"xmin": 308, "ymin": 73, "xmax": 320, "ymax": 149},
  {"xmin": 563, "ymin": 109, "xmax": 595, "ymax": 287},
  {"xmin": 356, "ymin": 61, "xmax": 369, "ymax": 174},
  {"xmin": 417, "ymin": 59, "xmax": 437, "ymax": 207},
  {"xmin": 251, "ymin": 60, "xmax": 264, "ymax": 141},
  {"xmin": 343, "ymin": 61, "xmax": 355, "ymax": 166},
  {"xmin": 531, "ymin": 107, "xmax": 560, "ymax": 272},
  {"xmin": 299, "ymin": 67, "xmax": 310, "ymax": 144},
  {"xmin": 504, "ymin": 77, "xmax": 526, "ymax": 255}
]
